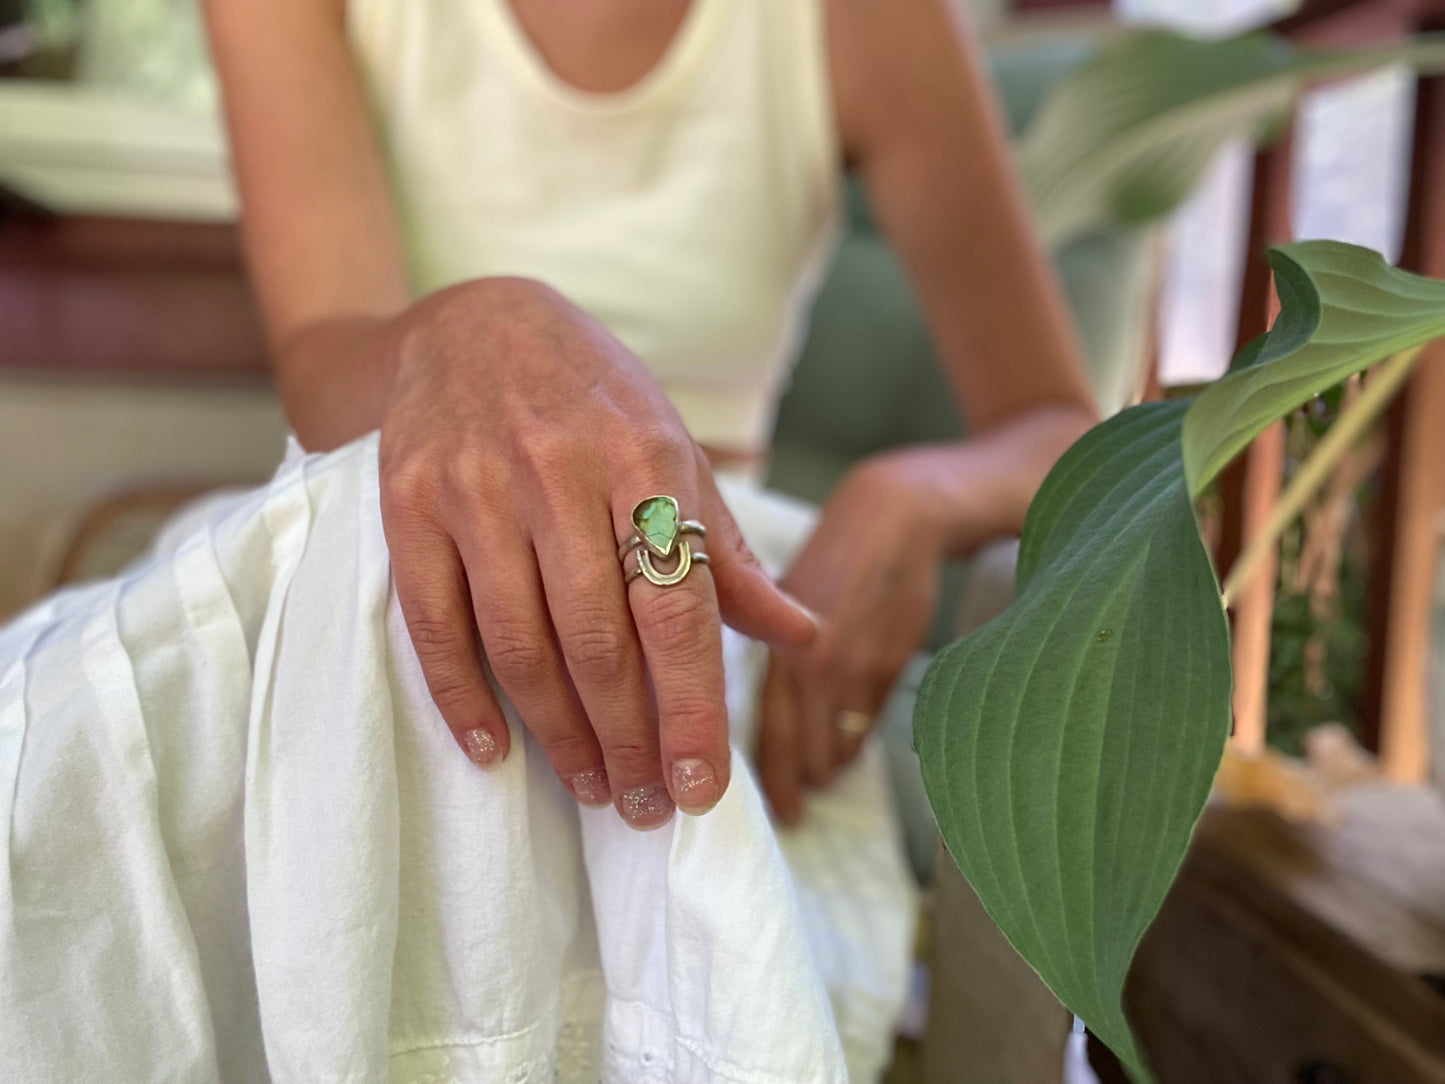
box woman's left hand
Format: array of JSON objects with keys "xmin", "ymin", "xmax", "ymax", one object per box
[{"xmin": 757, "ymin": 451, "xmax": 945, "ymax": 825}]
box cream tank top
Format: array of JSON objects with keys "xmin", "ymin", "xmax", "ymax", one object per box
[{"xmin": 347, "ymin": 0, "xmax": 843, "ymax": 454}]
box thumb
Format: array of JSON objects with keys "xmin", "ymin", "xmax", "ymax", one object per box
[{"xmin": 701, "ymin": 478, "xmax": 819, "ymax": 649}]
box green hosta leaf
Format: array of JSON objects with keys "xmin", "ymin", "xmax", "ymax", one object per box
[
  {"xmin": 1021, "ymin": 30, "xmax": 1445, "ymax": 248},
  {"xmin": 919, "ymin": 399, "xmax": 1222, "ymax": 1078},
  {"xmin": 914, "ymin": 241, "xmax": 1445, "ymax": 1081},
  {"xmin": 1185, "ymin": 244, "xmax": 1445, "ymax": 493}
]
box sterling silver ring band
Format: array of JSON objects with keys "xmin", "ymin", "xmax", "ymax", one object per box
[{"xmin": 624, "ymin": 547, "xmax": 710, "ymax": 587}]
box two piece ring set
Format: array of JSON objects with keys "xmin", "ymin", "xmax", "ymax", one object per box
[
  {"xmin": 619, "ymin": 494, "xmax": 710, "ymax": 587},
  {"xmin": 618, "ymin": 495, "xmax": 870, "ymax": 739}
]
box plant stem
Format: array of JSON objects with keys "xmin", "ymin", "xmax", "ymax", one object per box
[{"xmin": 1219, "ymin": 346, "xmax": 1423, "ymax": 611}]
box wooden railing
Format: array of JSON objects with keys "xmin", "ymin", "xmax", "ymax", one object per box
[
  {"xmin": 1216, "ymin": 0, "xmax": 1445, "ymax": 782},
  {"xmin": 0, "ymin": 213, "xmax": 267, "ymax": 379},
  {"xmin": 1006, "ymin": 0, "xmax": 1445, "ymax": 781}
]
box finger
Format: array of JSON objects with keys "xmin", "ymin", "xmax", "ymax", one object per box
[
  {"xmin": 535, "ymin": 505, "xmax": 671, "ymax": 829},
  {"xmin": 833, "ymin": 670, "xmax": 893, "ymax": 767},
  {"xmin": 699, "ymin": 468, "xmax": 818, "ymax": 650},
  {"xmin": 457, "ymin": 526, "xmax": 611, "ymax": 808},
  {"xmin": 383, "ymin": 516, "xmax": 510, "ymax": 770},
  {"xmin": 794, "ymin": 648, "xmax": 840, "ymax": 788},
  {"xmin": 756, "ymin": 655, "xmax": 804, "ymax": 826},
  {"xmin": 834, "ymin": 708, "xmax": 871, "ymax": 767},
  {"xmin": 621, "ymin": 493, "xmax": 731, "ymax": 819}
]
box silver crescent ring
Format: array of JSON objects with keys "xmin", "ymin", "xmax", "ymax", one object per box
[
  {"xmin": 624, "ymin": 545, "xmax": 710, "ymax": 587},
  {"xmin": 621, "ymin": 496, "xmax": 709, "ymax": 588}
]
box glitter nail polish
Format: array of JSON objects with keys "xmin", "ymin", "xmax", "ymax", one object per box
[
  {"xmin": 618, "ymin": 782, "xmax": 675, "ymax": 830},
  {"xmin": 569, "ymin": 767, "xmax": 612, "ymax": 807},
  {"xmin": 463, "ymin": 727, "xmax": 502, "ymax": 770},
  {"xmin": 671, "ymin": 758, "xmax": 719, "ymax": 814}
]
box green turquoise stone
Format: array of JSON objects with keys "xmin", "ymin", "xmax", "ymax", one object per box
[{"xmin": 634, "ymin": 496, "xmax": 679, "ymax": 556}]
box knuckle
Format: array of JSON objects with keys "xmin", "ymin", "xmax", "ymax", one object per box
[
  {"xmin": 485, "ymin": 621, "xmax": 554, "ymax": 683},
  {"xmin": 442, "ymin": 447, "xmax": 496, "ymax": 499},
  {"xmin": 381, "ymin": 452, "xmax": 437, "ymax": 515},
  {"xmin": 714, "ymin": 512, "xmax": 758, "ymax": 565},
  {"xmin": 406, "ymin": 611, "xmax": 463, "ymax": 657},
  {"xmin": 563, "ymin": 615, "xmax": 632, "ymax": 684},
  {"xmin": 523, "ymin": 428, "xmax": 573, "ymax": 474},
  {"xmin": 406, "ymin": 616, "xmax": 483, "ymax": 716},
  {"xmin": 602, "ymin": 737, "xmax": 656, "ymax": 762},
  {"xmin": 637, "ymin": 587, "xmax": 714, "ymax": 646},
  {"xmin": 422, "ymin": 662, "xmax": 481, "ymax": 716},
  {"xmin": 660, "ymin": 691, "xmax": 727, "ymax": 739},
  {"xmin": 624, "ymin": 426, "xmax": 694, "ymax": 478},
  {"xmin": 597, "ymin": 737, "xmax": 660, "ymax": 780},
  {"xmin": 512, "ymin": 422, "xmax": 584, "ymax": 482},
  {"xmin": 728, "ymin": 533, "xmax": 761, "ymax": 569}
]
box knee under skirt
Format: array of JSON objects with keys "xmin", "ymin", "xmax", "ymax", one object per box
[{"xmin": 0, "ymin": 434, "xmax": 916, "ymax": 1084}]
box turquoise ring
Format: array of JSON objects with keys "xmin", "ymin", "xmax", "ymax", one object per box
[{"xmin": 621, "ymin": 495, "xmax": 709, "ymax": 587}]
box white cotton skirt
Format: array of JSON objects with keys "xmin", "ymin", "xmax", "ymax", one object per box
[{"xmin": 0, "ymin": 434, "xmax": 916, "ymax": 1084}]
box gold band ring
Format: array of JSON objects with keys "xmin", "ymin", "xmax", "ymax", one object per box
[{"xmin": 835, "ymin": 710, "xmax": 872, "ymax": 737}]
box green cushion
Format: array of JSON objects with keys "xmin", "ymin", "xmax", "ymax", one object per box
[{"xmin": 770, "ymin": 204, "xmax": 1151, "ymax": 502}]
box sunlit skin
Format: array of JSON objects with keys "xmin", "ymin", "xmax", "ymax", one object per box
[{"xmin": 204, "ymin": 0, "xmax": 1098, "ymax": 828}]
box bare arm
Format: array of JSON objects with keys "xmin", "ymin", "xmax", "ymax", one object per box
[
  {"xmin": 205, "ymin": 0, "xmax": 411, "ymax": 449},
  {"xmin": 829, "ymin": 0, "xmax": 1098, "ymax": 549},
  {"xmin": 758, "ymin": 0, "xmax": 1099, "ymax": 821}
]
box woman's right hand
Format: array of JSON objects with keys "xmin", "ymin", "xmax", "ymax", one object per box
[{"xmin": 377, "ymin": 277, "xmax": 818, "ymax": 829}]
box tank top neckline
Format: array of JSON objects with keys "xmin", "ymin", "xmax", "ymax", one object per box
[{"xmin": 478, "ymin": 0, "xmax": 724, "ymax": 116}]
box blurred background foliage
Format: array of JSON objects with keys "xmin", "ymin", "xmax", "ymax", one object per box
[
  {"xmin": 6, "ymin": 0, "xmax": 215, "ymax": 107},
  {"xmin": 1267, "ymin": 389, "xmax": 1379, "ymax": 755}
]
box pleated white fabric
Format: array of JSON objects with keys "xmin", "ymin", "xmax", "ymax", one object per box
[{"xmin": 0, "ymin": 434, "xmax": 916, "ymax": 1083}]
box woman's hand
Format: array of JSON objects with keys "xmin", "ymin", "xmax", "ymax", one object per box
[
  {"xmin": 756, "ymin": 451, "xmax": 945, "ymax": 825},
  {"xmin": 378, "ymin": 277, "xmax": 817, "ymax": 829}
]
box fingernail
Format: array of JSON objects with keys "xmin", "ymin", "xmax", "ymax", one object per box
[
  {"xmin": 671, "ymin": 758, "xmax": 721, "ymax": 815},
  {"xmin": 618, "ymin": 782, "xmax": 675, "ymax": 830},
  {"xmin": 463, "ymin": 727, "xmax": 503, "ymax": 770},
  {"xmin": 568, "ymin": 767, "xmax": 612, "ymax": 807}
]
